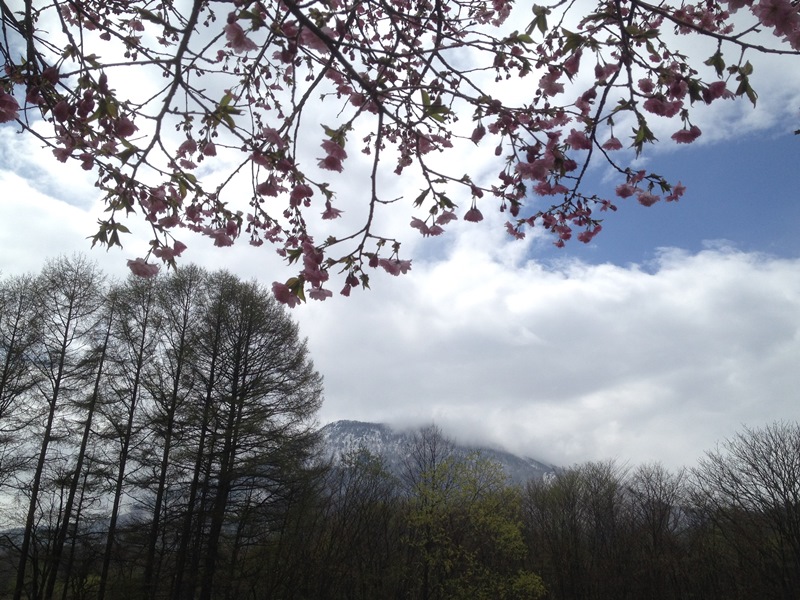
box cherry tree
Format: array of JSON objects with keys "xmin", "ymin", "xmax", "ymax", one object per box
[{"xmin": 1, "ymin": 0, "xmax": 798, "ymax": 304}]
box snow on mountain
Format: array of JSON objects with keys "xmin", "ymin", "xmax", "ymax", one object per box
[{"xmin": 319, "ymin": 420, "xmax": 556, "ymax": 485}]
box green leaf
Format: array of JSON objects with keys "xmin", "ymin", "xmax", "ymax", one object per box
[
  {"xmin": 414, "ymin": 188, "xmax": 431, "ymax": 207},
  {"xmin": 631, "ymin": 116, "xmax": 656, "ymax": 156},
  {"xmin": 703, "ymin": 51, "xmax": 725, "ymax": 77},
  {"xmin": 735, "ymin": 77, "xmax": 758, "ymax": 107},
  {"xmin": 429, "ymin": 109, "xmax": 448, "ymax": 123},
  {"xmin": 116, "ymin": 146, "xmax": 137, "ymax": 163},
  {"xmin": 561, "ymin": 29, "xmax": 584, "ymax": 54},
  {"xmin": 529, "ymin": 5, "xmax": 550, "ymax": 34}
]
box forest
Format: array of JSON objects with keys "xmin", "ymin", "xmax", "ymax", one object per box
[{"xmin": 1, "ymin": 256, "xmax": 799, "ymax": 600}]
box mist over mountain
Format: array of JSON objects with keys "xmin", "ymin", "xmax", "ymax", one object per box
[{"xmin": 319, "ymin": 420, "xmax": 556, "ymax": 484}]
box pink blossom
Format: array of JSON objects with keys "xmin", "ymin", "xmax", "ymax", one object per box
[
  {"xmin": 410, "ymin": 217, "xmax": 431, "ymax": 235},
  {"xmin": 516, "ymin": 157, "xmax": 553, "ymax": 180},
  {"xmin": 637, "ymin": 190, "xmax": 659, "ymax": 206},
  {"xmin": 53, "ymin": 100, "xmax": 71, "ymax": 122},
  {"xmin": 115, "ymin": 116, "xmax": 137, "ymax": 138},
  {"xmin": 272, "ymin": 282, "xmax": 300, "ymax": 307},
  {"xmin": 638, "ymin": 78, "xmax": 656, "ymax": 94},
  {"xmin": 463, "ymin": 207, "xmax": 484, "ymax": 222},
  {"xmin": 261, "ymin": 127, "xmax": 285, "ymax": 148},
  {"xmin": 224, "ymin": 21, "xmax": 259, "ymax": 53},
  {"xmin": 578, "ymin": 225, "xmax": 602, "ymax": 243},
  {"xmin": 417, "ymin": 135, "xmax": 434, "ymax": 154},
  {"xmin": 436, "ymin": 211, "xmax": 457, "ymax": 225},
  {"xmin": 42, "ymin": 66, "xmax": 59, "ymax": 85},
  {"xmin": 127, "ymin": 258, "xmax": 159, "ymax": 278},
  {"xmin": 317, "ymin": 155, "xmax": 344, "ymax": 172},
  {"xmin": 202, "ymin": 141, "xmax": 217, "ymax": 156},
  {"xmin": 153, "ymin": 241, "xmax": 188, "ymax": 261},
  {"xmin": 505, "ymin": 222, "xmax": 525, "ymax": 239},
  {"xmin": 158, "ymin": 214, "xmax": 180, "ymax": 228},
  {"xmin": 534, "ymin": 180, "xmax": 568, "ymax": 196},
  {"xmin": 252, "ymin": 152, "xmax": 271, "ymax": 167},
  {"xmin": 667, "ymin": 79, "xmax": 688, "ymax": 100},
  {"xmin": 643, "ymin": 96, "xmax": 682, "ymax": 117},
  {"xmin": 471, "ymin": 124, "xmax": 486, "ymax": 144},
  {"xmin": 594, "ymin": 62, "xmax": 619, "ymax": 82},
  {"xmin": 378, "ymin": 258, "xmax": 411, "ymax": 275},
  {"xmin": 671, "ymin": 125, "xmax": 702, "ymax": 144},
  {"xmin": 538, "ymin": 69, "xmax": 564, "ymax": 96},
  {"xmin": 177, "ymin": 138, "xmax": 197, "ymax": 157},
  {"xmin": 321, "ymin": 139, "xmax": 347, "ymax": 161},
  {"xmin": 205, "ymin": 227, "xmax": 234, "ymax": 247},
  {"xmin": 666, "ymin": 182, "xmax": 686, "ymax": 201},
  {"xmin": 577, "ymin": 88, "xmax": 597, "ymax": 113},
  {"xmin": 298, "ymin": 27, "xmax": 335, "ymax": 53},
  {"xmin": 53, "ymin": 146, "xmax": 72, "ymax": 162},
  {"xmin": 566, "ymin": 129, "xmax": 592, "ymax": 150},
  {"xmin": 256, "ymin": 177, "xmax": 282, "ymax": 196},
  {"xmin": 289, "ymin": 184, "xmax": 313, "ymax": 206},
  {"xmin": 703, "ymin": 81, "xmax": 732, "ymax": 103},
  {"xmin": 77, "ymin": 90, "xmax": 95, "ymax": 118},
  {"xmin": 602, "ymin": 137, "xmax": 623, "ymax": 151},
  {"xmin": 724, "ymin": 0, "xmax": 753, "ymax": 12},
  {"xmin": 321, "ymin": 202, "xmax": 343, "ymax": 219},
  {"xmin": 281, "ymin": 21, "xmax": 299, "ymax": 38},
  {"xmin": 308, "ymin": 287, "xmax": 333, "ymax": 301},
  {"xmin": 752, "ymin": 0, "xmax": 795, "ymax": 29},
  {"xmin": 615, "ymin": 183, "xmax": 636, "ymax": 198},
  {"xmin": 563, "ymin": 50, "xmax": 582, "ymax": 78}
]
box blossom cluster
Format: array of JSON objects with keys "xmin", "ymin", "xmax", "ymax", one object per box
[{"xmin": 0, "ymin": 0, "xmax": 797, "ymax": 305}]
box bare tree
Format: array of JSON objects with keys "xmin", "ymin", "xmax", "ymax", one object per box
[
  {"xmin": 13, "ymin": 255, "xmax": 104, "ymax": 600},
  {"xmin": 0, "ymin": 275, "xmax": 40, "ymax": 490},
  {"xmin": 692, "ymin": 422, "xmax": 800, "ymax": 599}
]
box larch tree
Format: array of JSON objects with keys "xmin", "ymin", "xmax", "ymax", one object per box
[
  {"xmin": 0, "ymin": 275, "xmax": 40, "ymax": 490},
  {"xmin": 0, "ymin": 0, "xmax": 798, "ymax": 304},
  {"xmin": 13, "ymin": 254, "xmax": 105, "ymax": 600}
]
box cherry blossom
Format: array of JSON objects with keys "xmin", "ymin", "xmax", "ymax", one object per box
[
  {"xmin": 321, "ymin": 202, "xmax": 343, "ymax": 220},
  {"xmin": 272, "ymin": 282, "xmax": 301, "ymax": 307},
  {"xmin": 224, "ymin": 19, "xmax": 259, "ymax": 54},
  {"xmin": 1, "ymin": 0, "xmax": 797, "ymax": 307},
  {"xmin": 0, "ymin": 91, "xmax": 19, "ymax": 123},
  {"xmin": 127, "ymin": 258, "xmax": 159, "ymax": 278},
  {"xmin": 672, "ymin": 126, "xmax": 702, "ymax": 144},
  {"xmin": 464, "ymin": 207, "xmax": 484, "ymax": 223}
]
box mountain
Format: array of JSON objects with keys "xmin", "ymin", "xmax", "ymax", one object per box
[{"xmin": 318, "ymin": 420, "xmax": 556, "ymax": 485}]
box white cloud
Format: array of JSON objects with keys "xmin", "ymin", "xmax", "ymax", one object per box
[
  {"xmin": 3, "ymin": 170, "xmax": 797, "ymax": 471},
  {"xmin": 297, "ymin": 237, "xmax": 800, "ymax": 470},
  {"xmin": 2, "ymin": 2, "xmax": 799, "ymax": 475}
]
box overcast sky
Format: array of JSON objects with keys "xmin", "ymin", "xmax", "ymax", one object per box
[{"xmin": 2, "ymin": 9, "xmax": 800, "ymax": 471}]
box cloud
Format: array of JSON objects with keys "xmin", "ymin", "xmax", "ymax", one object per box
[
  {"xmin": 298, "ymin": 234, "xmax": 800, "ymax": 470},
  {"xmin": 2, "ymin": 2, "xmax": 799, "ymax": 476},
  {"xmin": 2, "ymin": 143, "xmax": 798, "ymax": 473}
]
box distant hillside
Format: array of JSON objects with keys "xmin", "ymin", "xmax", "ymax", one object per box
[{"xmin": 319, "ymin": 420, "xmax": 556, "ymax": 485}]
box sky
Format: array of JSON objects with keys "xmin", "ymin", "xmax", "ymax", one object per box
[{"xmin": 2, "ymin": 6, "xmax": 800, "ymax": 472}]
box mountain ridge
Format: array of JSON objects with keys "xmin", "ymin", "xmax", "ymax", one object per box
[{"xmin": 319, "ymin": 419, "xmax": 556, "ymax": 484}]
